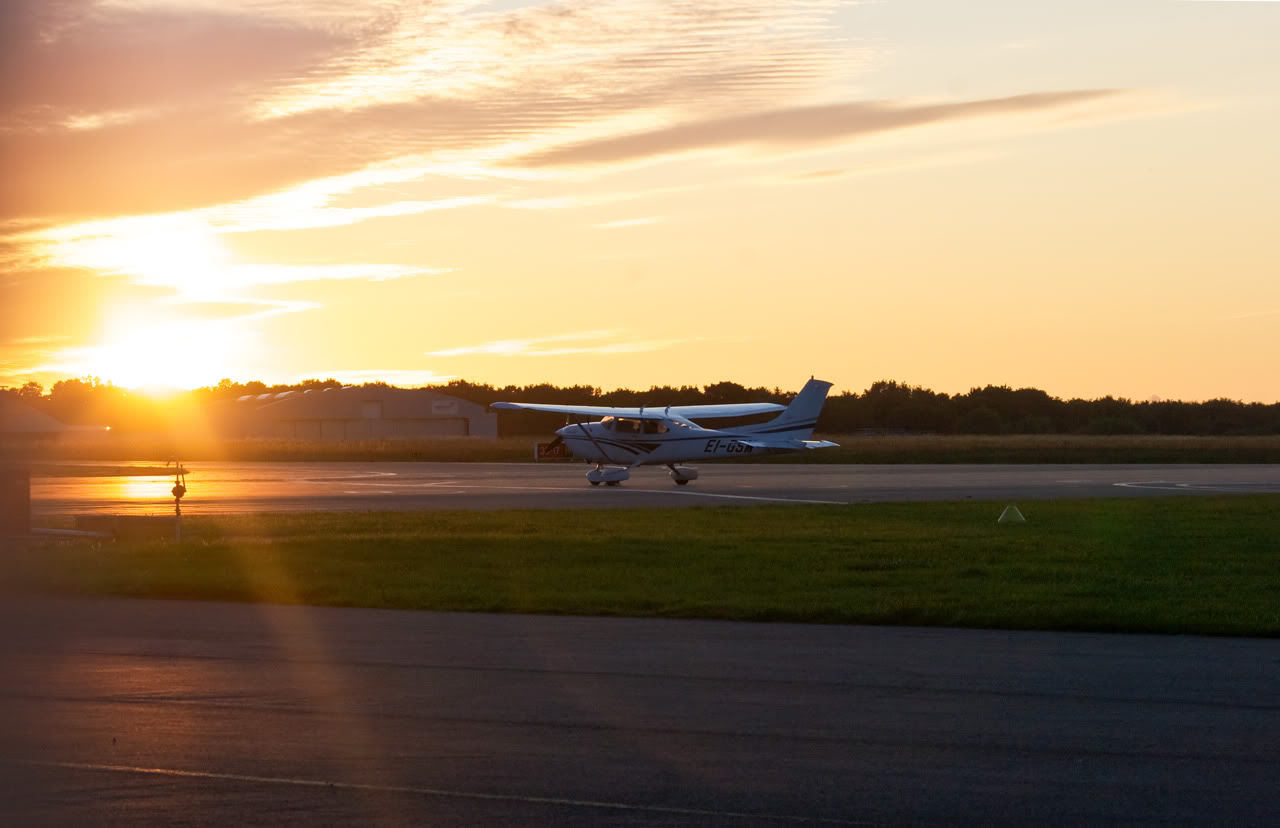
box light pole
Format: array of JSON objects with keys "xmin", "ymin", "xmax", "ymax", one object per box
[{"xmin": 167, "ymin": 458, "xmax": 186, "ymax": 541}]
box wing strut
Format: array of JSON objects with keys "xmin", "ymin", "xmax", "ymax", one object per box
[{"xmin": 573, "ymin": 418, "xmax": 610, "ymax": 462}]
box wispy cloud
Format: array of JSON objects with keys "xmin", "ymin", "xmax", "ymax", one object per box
[
  {"xmin": 517, "ymin": 90, "xmax": 1130, "ymax": 168},
  {"xmin": 5, "ymin": 335, "xmax": 69, "ymax": 346},
  {"xmin": 2, "ymin": 0, "xmax": 863, "ymax": 222},
  {"xmin": 15, "ymin": 161, "xmax": 479, "ymax": 299},
  {"xmin": 595, "ymin": 216, "xmax": 663, "ymax": 229},
  {"xmin": 252, "ymin": 0, "xmax": 853, "ymax": 120},
  {"xmin": 1221, "ymin": 308, "xmax": 1280, "ymax": 320},
  {"xmin": 427, "ymin": 329, "xmax": 686, "ymax": 357},
  {"xmin": 24, "ymin": 215, "xmax": 449, "ymax": 301},
  {"xmin": 500, "ymin": 185, "xmax": 694, "ymax": 211},
  {"xmin": 502, "ymin": 197, "xmax": 581, "ymax": 210},
  {"xmin": 784, "ymin": 148, "xmax": 1000, "ymax": 184}
]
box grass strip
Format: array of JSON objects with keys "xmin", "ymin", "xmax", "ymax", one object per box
[{"xmin": 10, "ymin": 496, "xmax": 1279, "ymax": 637}]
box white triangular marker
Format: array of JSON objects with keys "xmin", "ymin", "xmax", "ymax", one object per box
[{"xmin": 998, "ymin": 505, "xmax": 1026, "ymax": 524}]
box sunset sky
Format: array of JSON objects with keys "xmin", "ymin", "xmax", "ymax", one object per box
[{"xmin": 2, "ymin": 0, "xmax": 1278, "ymax": 401}]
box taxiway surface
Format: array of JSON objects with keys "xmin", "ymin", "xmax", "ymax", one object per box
[
  {"xmin": 2, "ymin": 598, "xmax": 1276, "ymax": 825},
  {"xmin": 30, "ymin": 461, "xmax": 1280, "ymax": 515}
]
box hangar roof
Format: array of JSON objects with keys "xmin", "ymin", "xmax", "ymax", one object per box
[
  {"xmin": 229, "ymin": 386, "xmax": 487, "ymax": 421},
  {"xmin": 1, "ymin": 396, "xmax": 74, "ymax": 433}
]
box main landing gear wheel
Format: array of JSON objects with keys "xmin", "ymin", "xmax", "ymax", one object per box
[
  {"xmin": 587, "ymin": 466, "xmax": 630, "ymax": 487},
  {"xmin": 667, "ymin": 464, "xmax": 699, "ymax": 486}
]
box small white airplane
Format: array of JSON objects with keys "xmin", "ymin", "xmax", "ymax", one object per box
[{"xmin": 492, "ymin": 378, "xmax": 838, "ymax": 486}]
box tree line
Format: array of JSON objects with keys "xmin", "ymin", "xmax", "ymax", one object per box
[{"xmin": 5, "ymin": 377, "xmax": 1278, "ymax": 436}]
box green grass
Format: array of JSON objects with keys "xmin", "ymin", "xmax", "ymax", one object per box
[
  {"xmin": 11, "ymin": 433, "xmax": 1280, "ymax": 465},
  {"xmin": 10, "ymin": 496, "xmax": 1279, "ymax": 636}
]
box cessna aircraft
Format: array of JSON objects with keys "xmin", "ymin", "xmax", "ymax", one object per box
[{"xmin": 492, "ymin": 378, "xmax": 838, "ymax": 486}]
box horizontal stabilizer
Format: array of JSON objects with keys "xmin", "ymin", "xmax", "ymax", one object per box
[{"xmin": 736, "ymin": 439, "xmax": 840, "ymax": 451}]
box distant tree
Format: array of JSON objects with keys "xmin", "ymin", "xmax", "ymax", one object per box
[
  {"xmin": 18, "ymin": 381, "xmax": 43, "ymax": 401},
  {"xmin": 298, "ymin": 378, "xmax": 342, "ymax": 390},
  {"xmin": 701, "ymin": 381, "xmax": 751, "ymax": 404},
  {"xmin": 1082, "ymin": 416, "xmax": 1142, "ymax": 435},
  {"xmin": 1014, "ymin": 415, "xmax": 1055, "ymax": 434},
  {"xmin": 955, "ymin": 407, "xmax": 1005, "ymax": 434}
]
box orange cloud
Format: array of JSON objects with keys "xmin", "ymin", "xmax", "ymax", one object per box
[
  {"xmin": 0, "ymin": 0, "xmax": 862, "ymax": 222},
  {"xmin": 516, "ymin": 90, "xmax": 1129, "ymax": 168}
]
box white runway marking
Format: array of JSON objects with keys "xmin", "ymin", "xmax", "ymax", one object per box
[
  {"xmin": 302, "ymin": 477, "xmax": 847, "ymax": 504},
  {"xmin": 13, "ymin": 759, "xmax": 864, "ymax": 825},
  {"xmin": 631, "ymin": 489, "xmax": 847, "ymax": 505},
  {"xmin": 1114, "ymin": 481, "xmax": 1280, "ymax": 493},
  {"xmin": 298, "ymin": 472, "xmax": 399, "ymax": 483}
]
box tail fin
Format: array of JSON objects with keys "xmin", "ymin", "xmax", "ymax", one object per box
[{"xmin": 744, "ymin": 378, "xmax": 832, "ymax": 440}]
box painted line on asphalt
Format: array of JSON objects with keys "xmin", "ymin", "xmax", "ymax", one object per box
[
  {"xmin": 1114, "ymin": 481, "xmax": 1280, "ymax": 493},
  {"xmin": 297, "ymin": 479, "xmax": 845, "ymax": 503},
  {"xmin": 13, "ymin": 759, "xmax": 866, "ymax": 825},
  {"xmin": 631, "ymin": 489, "xmax": 847, "ymax": 505}
]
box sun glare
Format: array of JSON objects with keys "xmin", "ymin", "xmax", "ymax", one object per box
[
  {"xmin": 58, "ymin": 316, "xmax": 249, "ymax": 391},
  {"xmin": 42, "ymin": 215, "xmax": 231, "ymax": 300}
]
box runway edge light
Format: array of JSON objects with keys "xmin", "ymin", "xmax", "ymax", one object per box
[{"xmin": 998, "ymin": 505, "xmax": 1026, "ymax": 524}]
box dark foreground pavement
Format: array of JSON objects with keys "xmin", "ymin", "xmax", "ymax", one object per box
[{"xmin": 1, "ymin": 598, "xmax": 1277, "ymax": 825}]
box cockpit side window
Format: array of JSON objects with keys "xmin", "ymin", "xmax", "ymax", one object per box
[
  {"xmin": 600, "ymin": 416, "xmax": 615, "ymax": 430},
  {"xmin": 615, "ymin": 418, "xmax": 640, "ymax": 434},
  {"xmin": 642, "ymin": 420, "xmax": 668, "ymax": 434}
]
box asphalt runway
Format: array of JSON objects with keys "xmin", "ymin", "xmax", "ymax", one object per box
[
  {"xmin": 31, "ymin": 461, "xmax": 1280, "ymax": 515},
  {"xmin": 1, "ymin": 598, "xmax": 1276, "ymax": 825}
]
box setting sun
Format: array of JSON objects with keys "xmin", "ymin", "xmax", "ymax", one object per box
[{"xmin": 51, "ymin": 315, "xmax": 249, "ymax": 391}]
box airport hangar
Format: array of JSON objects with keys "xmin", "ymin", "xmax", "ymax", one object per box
[
  {"xmin": 0, "ymin": 396, "xmax": 105, "ymax": 441},
  {"xmin": 212, "ymin": 386, "xmax": 497, "ymax": 440}
]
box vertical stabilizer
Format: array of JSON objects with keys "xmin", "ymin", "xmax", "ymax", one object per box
[{"xmin": 744, "ymin": 378, "xmax": 832, "ymax": 439}]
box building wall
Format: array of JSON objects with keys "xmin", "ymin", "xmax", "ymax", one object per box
[{"xmin": 219, "ymin": 387, "xmax": 496, "ymax": 440}]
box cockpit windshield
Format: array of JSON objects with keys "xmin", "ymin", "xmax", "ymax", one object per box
[{"xmin": 603, "ymin": 415, "xmax": 672, "ymax": 433}]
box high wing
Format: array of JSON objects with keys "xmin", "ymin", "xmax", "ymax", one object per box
[
  {"xmin": 490, "ymin": 401, "xmax": 786, "ymax": 420},
  {"xmin": 669, "ymin": 403, "xmax": 786, "ymax": 418}
]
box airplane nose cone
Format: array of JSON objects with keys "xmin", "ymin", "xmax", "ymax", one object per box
[{"xmin": 554, "ymin": 425, "xmax": 571, "ymax": 436}]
